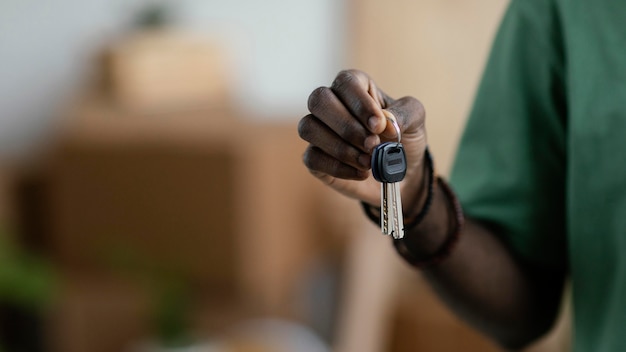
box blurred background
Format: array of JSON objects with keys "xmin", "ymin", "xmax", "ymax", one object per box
[{"xmin": 0, "ymin": 0, "xmax": 570, "ymax": 351}]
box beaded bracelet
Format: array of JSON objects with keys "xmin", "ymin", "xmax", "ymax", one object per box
[
  {"xmin": 360, "ymin": 148, "xmax": 464, "ymax": 268},
  {"xmin": 392, "ymin": 176, "xmax": 464, "ymax": 269}
]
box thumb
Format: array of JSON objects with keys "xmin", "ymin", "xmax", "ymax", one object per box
[
  {"xmin": 380, "ymin": 96, "xmax": 426, "ymax": 141},
  {"xmin": 382, "ymin": 97, "xmax": 428, "ymax": 181}
]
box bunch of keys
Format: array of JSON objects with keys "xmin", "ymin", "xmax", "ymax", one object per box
[{"xmin": 371, "ymin": 112, "xmax": 407, "ymax": 239}]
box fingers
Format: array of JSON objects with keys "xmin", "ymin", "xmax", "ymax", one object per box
[
  {"xmin": 298, "ymin": 114, "xmax": 372, "ymax": 171},
  {"xmin": 329, "ymin": 70, "xmax": 387, "ymax": 134},
  {"xmin": 307, "ymin": 87, "xmax": 372, "ymax": 153},
  {"xmin": 301, "ymin": 69, "xmax": 427, "ymax": 184},
  {"xmin": 381, "ymin": 96, "xmax": 426, "ymax": 140},
  {"xmin": 301, "ymin": 145, "xmax": 369, "ymax": 181}
]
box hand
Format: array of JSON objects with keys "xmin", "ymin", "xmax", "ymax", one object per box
[{"xmin": 298, "ymin": 69, "xmax": 428, "ymax": 214}]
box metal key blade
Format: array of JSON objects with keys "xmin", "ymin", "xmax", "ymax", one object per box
[
  {"xmin": 392, "ymin": 182, "xmax": 404, "ymax": 239},
  {"xmin": 385, "ymin": 182, "xmax": 395, "ymax": 235},
  {"xmin": 381, "ymin": 182, "xmax": 390, "ymax": 235}
]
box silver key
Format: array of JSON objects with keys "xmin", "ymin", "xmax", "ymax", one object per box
[
  {"xmin": 391, "ymin": 180, "xmax": 404, "ymax": 239},
  {"xmin": 381, "ymin": 180, "xmax": 391, "ymax": 235},
  {"xmin": 371, "ymin": 115, "xmax": 407, "ymax": 239}
]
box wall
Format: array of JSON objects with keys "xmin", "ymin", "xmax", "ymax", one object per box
[
  {"xmin": 348, "ymin": 0, "xmax": 508, "ymax": 175},
  {"xmin": 0, "ymin": 0, "xmax": 346, "ymax": 157}
]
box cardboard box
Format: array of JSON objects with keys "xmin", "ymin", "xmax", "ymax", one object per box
[{"xmin": 105, "ymin": 30, "xmax": 232, "ymax": 114}]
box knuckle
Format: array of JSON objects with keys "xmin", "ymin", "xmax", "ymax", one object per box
[
  {"xmin": 405, "ymin": 96, "xmax": 426, "ymax": 119},
  {"xmin": 332, "ymin": 70, "xmax": 376, "ymax": 118},
  {"xmin": 416, "ymin": 99, "xmax": 426, "ymax": 119},
  {"xmin": 331, "ymin": 70, "xmax": 357, "ymax": 92},
  {"xmin": 397, "ymin": 96, "xmax": 426, "ymax": 126},
  {"xmin": 307, "ymin": 86, "xmax": 332, "ymax": 114},
  {"xmin": 339, "ymin": 123, "xmax": 362, "ymax": 144},
  {"xmin": 337, "ymin": 145, "xmax": 355, "ymax": 163}
]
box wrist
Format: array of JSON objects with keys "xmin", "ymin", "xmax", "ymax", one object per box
[
  {"xmin": 359, "ymin": 147, "xmax": 464, "ymax": 269},
  {"xmin": 394, "ymin": 176, "xmax": 464, "ymax": 268},
  {"xmin": 402, "ymin": 147, "xmax": 434, "ymax": 227}
]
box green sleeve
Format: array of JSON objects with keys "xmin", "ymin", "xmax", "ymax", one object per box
[{"xmin": 450, "ymin": 0, "xmax": 567, "ymax": 270}]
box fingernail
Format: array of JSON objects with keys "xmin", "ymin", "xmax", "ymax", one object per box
[{"xmin": 368, "ymin": 116, "xmax": 379, "ymax": 131}]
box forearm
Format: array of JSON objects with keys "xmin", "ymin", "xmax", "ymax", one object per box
[
  {"xmin": 298, "ymin": 68, "xmax": 565, "ymax": 348},
  {"xmin": 401, "ymin": 178, "xmax": 565, "ymax": 349}
]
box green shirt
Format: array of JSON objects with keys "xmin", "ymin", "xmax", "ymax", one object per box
[{"xmin": 450, "ymin": 0, "xmax": 626, "ymax": 350}]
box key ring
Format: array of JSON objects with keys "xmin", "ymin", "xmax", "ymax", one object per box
[{"xmin": 382, "ymin": 110, "xmax": 401, "ymax": 143}]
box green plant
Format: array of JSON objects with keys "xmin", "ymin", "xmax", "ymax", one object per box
[
  {"xmin": 0, "ymin": 227, "xmax": 56, "ymax": 311},
  {"xmin": 0, "ymin": 226, "xmax": 56, "ymax": 352},
  {"xmin": 103, "ymin": 242, "xmax": 193, "ymax": 348}
]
